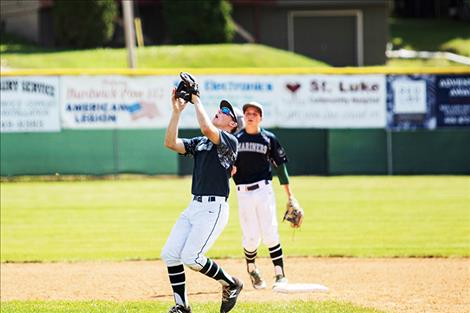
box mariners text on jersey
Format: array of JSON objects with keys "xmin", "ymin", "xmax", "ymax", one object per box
[
  {"xmin": 233, "ymin": 129, "xmax": 288, "ymax": 185},
  {"xmin": 238, "ymin": 142, "xmax": 268, "ymax": 154}
]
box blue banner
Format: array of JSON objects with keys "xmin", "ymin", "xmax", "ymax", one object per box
[{"xmin": 436, "ymin": 75, "xmax": 470, "ymax": 128}]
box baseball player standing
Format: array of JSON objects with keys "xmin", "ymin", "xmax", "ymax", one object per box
[
  {"xmin": 161, "ymin": 85, "xmax": 244, "ymax": 313},
  {"xmin": 233, "ymin": 101, "xmax": 296, "ymax": 289}
]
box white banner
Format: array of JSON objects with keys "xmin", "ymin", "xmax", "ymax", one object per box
[
  {"xmin": 276, "ymin": 75, "xmax": 387, "ymax": 128},
  {"xmin": 179, "ymin": 75, "xmax": 277, "ymax": 128},
  {"xmin": 55, "ymin": 74, "xmax": 386, "ymax": 130},
  {"xmin": 181, "ymin": 74, "xmax": 386, "ymax": 128},
  {"xmin": 60, "ymin": 76, "xmax": 174, "ymax": 129},
  {"xmin": 0, "ymin": 76, "xmax": 60, "ymax": 132},
  {"xmin": 392, "ymin": 79, "xmax": 427, "ymax": 114}
]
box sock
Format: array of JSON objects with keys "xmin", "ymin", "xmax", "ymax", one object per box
[
  {"xmin": 269, "ymin": 243, "xmax": 285, "ymax": 276},
  {"xmin": 200, "ymin": 258, "xmax": 235, "ymax": 286},
  {"xmin": 244, "ymin": 248, "xmax": 257, "ymax": 272},
  {"xmin": 167, "ymin": 264, "xmax": 188, "ymax": 307}
]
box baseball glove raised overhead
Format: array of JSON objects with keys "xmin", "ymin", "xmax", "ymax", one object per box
[
  {"xmin": 175, "ymin": 72, "xmax": 199, "ymax": 103},
  {"xmin": 283, "ymin": 197, "xmax": 304, "ymax": 228}
]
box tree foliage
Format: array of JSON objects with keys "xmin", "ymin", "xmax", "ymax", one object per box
[
  {"xmin": 53, "ymin": 0, "xmax": 118, "ymax": 48},
  {"xmin": 163, "ymin": 0, "xmax": 235, "ymax": 44}
]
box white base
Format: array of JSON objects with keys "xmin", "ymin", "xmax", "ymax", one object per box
[{"xmin": 273, "ymin": 283, "xmax": 329, "ymax": 293}]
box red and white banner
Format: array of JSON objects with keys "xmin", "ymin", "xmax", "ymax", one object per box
[
  {"xmin": 60, "ymin": 75, "xmax": 174, "ymax": 129},
  {"xmin": 276, "ymin": 75, "xmax": 387, "ymax": 128}
]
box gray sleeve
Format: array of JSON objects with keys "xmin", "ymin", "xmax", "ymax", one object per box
[
  {"xmin": 181, "ymin": 136, "xmax": 203, "ymax": 156},
  {"xmin": 216, "ymin": 131, "xmax": 238, "ymax": 169}
]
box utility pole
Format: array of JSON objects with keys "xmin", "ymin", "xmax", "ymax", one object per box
[{"xmin": 122, "ymin": 0, "xmax": 136, "ymax": 68}]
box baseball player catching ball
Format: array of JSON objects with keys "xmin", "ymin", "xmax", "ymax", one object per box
[
  {"xmin": 161, "ymin": 73, "xmax": 244, "ymax": 313},
  {"xmin": 233, "ymin": 101, "xmax": 303, "ymax": 290}
]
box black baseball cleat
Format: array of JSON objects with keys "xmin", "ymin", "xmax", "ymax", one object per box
[
  {"xmin": 168, "ymin": 304, "xmax": 191, "ymax": 313},
  {"xmin": 220, "ymin": 277, "xmax": 243, "ymax": 313},
  {"xmin": 273, "ymin": 274, "xmax": 288, "ymax": 289},
  {"xmin": 248, "ymin": 268, "xmax": 267, "ymax": 289}
]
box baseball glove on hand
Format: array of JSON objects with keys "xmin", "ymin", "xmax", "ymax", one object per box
[
  {"xmin": 283, "ymin": 197, "xmax": 304, "ymax": 228},
  {"xmin": 175, "ymin": 72, "xmax": 199, "ymax": 103}
]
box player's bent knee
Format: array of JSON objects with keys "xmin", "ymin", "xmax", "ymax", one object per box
[
  {"xmin": 182, "ymin": 258, "xmax": 203, "ymax": 271},
  {"xmin": 181, "ymin": 253, "xmax": 204, "ymax": 271},
  {"xmin": 184, "ymin": 262, "xmax": 203, "ymax": 271},
  {"xmin": 160, "ymin": 247, "xmax": 180, "ymax": 266}
]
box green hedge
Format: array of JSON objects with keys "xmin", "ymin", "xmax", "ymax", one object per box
[
  {"xmin": 162, "ymin": 0, "xmax": 235, "ymax": 44},
  {"xmin": 53, "ymin": 0, "xmax": 117, "ymax": 48}
]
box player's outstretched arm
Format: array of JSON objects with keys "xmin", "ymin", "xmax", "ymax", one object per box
[
  {"xmin": 164, "ymin": 88, "xmax": 187, "ymax": 154},
  {"xmin": 191, "ymin": 94, "xmax": 221, "ymax": 144}
]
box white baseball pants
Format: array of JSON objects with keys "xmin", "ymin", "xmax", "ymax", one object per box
[
  {"xmin": 161, "ymin": 196, "xmax": 229, "ymax": 271},
  {"xmin": 236, "ymin": 180, "xmax": 280, "ymax": 252}
]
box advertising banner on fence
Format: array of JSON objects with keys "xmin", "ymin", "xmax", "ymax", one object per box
[
  {"xmin": 386, "ymin": 75, "xmax": 436, "ymax": 130},
  {"xmin": 0, "ymin": 76, "xmax": 60, "ymax": 132},
  {"xmin": 5, "ymin": 73, "xmax": 469, "ymax": 133},
  {"xmin": 58, "ymin": 74, "xmax": 387, "ymax": 129},
  {"xmin": 276, "ymin": 75, "xmax": 387, "ymax": 128},
  {"xmin": 436, "ymin": 75, "xmax": 470, "ymax": 128},
  {"xmin": 60, "ymin": 75, "xmax": 174, "ymax": 129},
  {"xmin": 180, "ymin": 75, "xmax": 277, "ymax": 128}
]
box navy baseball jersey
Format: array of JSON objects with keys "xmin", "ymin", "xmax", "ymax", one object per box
[
  {"xmin": 233, "ymin": 129, "xmax": 288, "ymax": 185},
  {"xmin": 182, "ymin": 130, "xmax": 238, "ymax": 197}
]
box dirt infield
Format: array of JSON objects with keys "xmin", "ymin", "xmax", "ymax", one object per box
[{"xmin": 1, "ymin": 257, "xmax": 469, "ymax": 313}]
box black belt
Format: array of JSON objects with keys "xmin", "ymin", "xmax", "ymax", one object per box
[
  {"xmin": 237, "ymin": 180, "xmax": 269, "ymax": 191},
  {"xmin": 193, "ymin": 195, "xmax": 227, "ymax": 202}
]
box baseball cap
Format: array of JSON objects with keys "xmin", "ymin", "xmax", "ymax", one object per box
[
  {"xmin": 243, "ymin": 101, "xmax": 263, "ymax": 116},
  {"xmin": 220, "ymin": 100, "xmax": 245, "ymax": 133}
]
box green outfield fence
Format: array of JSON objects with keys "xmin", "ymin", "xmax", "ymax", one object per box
[
  {"xmin": 0, "ymin": 130, "xmax": 176, "ymax": 176},
  {"xmin": 178, "ymin": 128, "xmax": 470, "ymax": 176},
  {"xmin": 2, "ymin": 127, "xmax": 469, "ymax": 177}
]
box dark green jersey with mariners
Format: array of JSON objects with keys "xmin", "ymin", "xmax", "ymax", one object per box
[{"xmin": 233, "ymin": 129, "xmax": 288, "ymax": 185}]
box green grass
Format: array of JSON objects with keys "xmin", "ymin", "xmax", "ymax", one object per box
[
  {"xmin": 2, "ymin": 17, "xmax": 470, "ymax": 69},
  {"xmin": 389, "ymin": 18, "xmax": 470, "ymax": 56},
  {"xmin": 386, "ymin": 17, "xmax": 470, "ymax": 67},
  {"xmin": 0, "ymin": 41, "xmax": 327, "ymax": 69},
  {"xmin": 0, "ymin": 300, "xmax": 385, "ymax": 313},
  {"xmin": 1, "ymin": 176, "xmax": 469, "ymax": 262}
]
